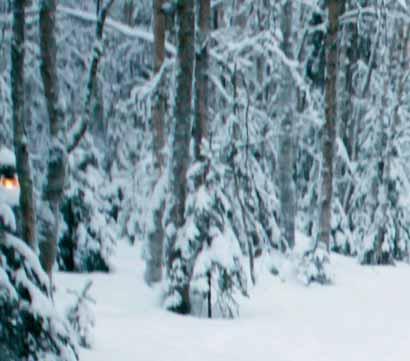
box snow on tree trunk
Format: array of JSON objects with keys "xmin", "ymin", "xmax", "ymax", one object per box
[
  {"xmin": 164, "ymin": 0, "xmax": 195, "ymax": 315},
  {"xmin": 297, "ymin": 0, "xmax": 345, "ymax": 285},
  {"xmin": 11, "ymin": 0, "xmax": 36, "ymax": 250}
]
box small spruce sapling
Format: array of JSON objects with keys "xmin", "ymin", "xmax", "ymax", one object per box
[
  {"xmin": 297, "ymin": 244, "xmax": 332, "ymax": 285},
  {"xmin": 186, "ymin": 161, "xmax": 248, "ymax": 318},
  {"xmin": 66, "ymin": 280, "xmax": 96, "ymax": 349}
]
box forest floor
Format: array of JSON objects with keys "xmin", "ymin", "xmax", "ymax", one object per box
[{"xmin": 56, "ymin": 240, "xmax": 410, "ymax": 361}]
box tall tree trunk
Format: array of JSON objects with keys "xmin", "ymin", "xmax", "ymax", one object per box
[
  {"xmin": 193, "ymin": 0, "xmax": 210, "ymax": 162},
  {"xmin": 11, "ymin": 0, "xmax": 36, "ymax": 250},
  {"xmin": 38, "ymin": 0, "xmax": 66, "ymax": 278},
  {"xmin": 278, "ymin": 0, "xmax": 295, "ymax": 251},
  {"xmin": 144, "ymin": 0, "xmax": 166, "ymax": 285},
  {"xmin": 318, "ymin": 0, "xmax": 345, "ymax": 250},
  {"xmin": 165, "ymin": 0, "xmax": 195, "ymax": 314},
  {"xmin": 375, "ymin": 71, "xmax": 391, "ymax": 264},
  {"xmin": 152, "ymin": 0, "xmax": 166, "ymax": 166},
  {"xmin": 194, "ymin": 0, "xmax": 214, "ymax": 305}
]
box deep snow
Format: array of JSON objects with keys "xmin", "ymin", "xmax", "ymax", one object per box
[{"xmin": 55, "ymin": 241, "xmax": 410, "ymax": 361}]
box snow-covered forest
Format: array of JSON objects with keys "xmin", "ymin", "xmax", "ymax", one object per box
[{"xmin": 1, "ymin": 0, "xmax": 410, "ymax": 360}]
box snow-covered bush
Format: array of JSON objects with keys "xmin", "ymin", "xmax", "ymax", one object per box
[
  {"xmin": 0, "ymin": 230, "xmax": 78, "ymax": 361},
  {"xmin": 297, "ymin": 245, "xmax": 332, "ymax": 285}
]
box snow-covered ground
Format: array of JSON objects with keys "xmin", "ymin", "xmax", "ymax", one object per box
[{"xmin": 56, "ymin": 241, "xmax": 410, "ymax": 361}]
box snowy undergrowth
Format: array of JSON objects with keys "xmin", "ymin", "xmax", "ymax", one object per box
[
  {"xmin": 56, "ymin": 237, "xmax": 410, "ymax": 361},
  {"xmin": 0, "ymin": 234, "xmax": 78, "ymax": 361}
]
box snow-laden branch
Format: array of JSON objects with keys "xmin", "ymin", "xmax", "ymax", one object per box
[
  {"xmin": 131, "ymin": 58, "xmax": 174, "ymax": 101},
  {"xmin": 57, "ymin": 5, "xmax": 176, "ymax": 56},
  {"xmin": 66, "ymin": 0, "xmax": 115, "ymax": 153},
  {"xmin": 1, "ymin": 5, "xmax": 177, "ymax": 56},
  {"xmin": 340, "ymin": 5, "xmax": 410, "ymax": 25}
]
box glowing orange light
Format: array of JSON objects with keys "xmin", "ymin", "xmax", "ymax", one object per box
[{"xmin": 0, "ymin": 176, "xmax": 19, "ymax": 189}]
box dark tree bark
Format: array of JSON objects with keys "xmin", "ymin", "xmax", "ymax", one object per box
[
  {"xmin": 193, "ymin": 0, "xmax": 210, "ymax": 162},
  {"xmin": 165, "ymin": 0, "xmax": 195, "ymax": 315},
  {"xmin": 278, "ymin": 0, "xmax": 295, "ymax": 251},
  {"xmin": 145, "ymin": 0, "xmax": 166, "ymax": 285},
  {"xmin": 152, "ymin": 0, "xmax": 166, "ymax": 168},
  {"xmin": 318, "ymin": 0, "xmax": 345, "ymax": 250},
  {"xmin": 38, "ymin": 0, "xmax": 66, "ymax": 278},
  {"xmin": 11, "ymin": 0, "xmax": 36, "ymax": 250}
]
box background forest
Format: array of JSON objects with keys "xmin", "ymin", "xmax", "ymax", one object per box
[{"xmin": 1, "ymin": 0, "xmax": 410, "ymax": 360}]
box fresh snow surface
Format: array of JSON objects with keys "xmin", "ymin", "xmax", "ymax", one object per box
[{"xmin": 56, "ymin": 241, "xmax": 410, "ymax": 361}]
